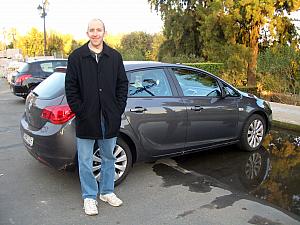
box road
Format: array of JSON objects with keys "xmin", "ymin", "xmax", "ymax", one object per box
[{"xmin": 0, "ymin": 78, "xmax": 299, "ymax": 225}]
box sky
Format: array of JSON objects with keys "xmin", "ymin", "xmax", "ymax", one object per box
[
  {"xmin": 0, "ymin": 0, "xmax": 163, "ymax": 41},
  {"xmin": 0, "ymin": 0, "xmax": 300, "ymax": 43}
]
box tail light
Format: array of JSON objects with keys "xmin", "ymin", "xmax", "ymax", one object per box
[
  {"xmin": 41, "ymin": 105, "xmax": 75, "ymax": 124},
  {"xmin": 15, "ymin": 74, "xmax": 32, "ymax": 85}
]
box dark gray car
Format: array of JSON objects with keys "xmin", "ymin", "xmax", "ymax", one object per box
[{"xmin": 20, "ymin": 62, "xmax": 272, "ymax": 185}]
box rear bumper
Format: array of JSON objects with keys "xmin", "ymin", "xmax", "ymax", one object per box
[
  {"xmin": 20, "ymin": 114, "xmax": 77, "ymax": 170},
  {"xmin": 11, "ymin": 83, "xmax": 28, "ymax": 97}
]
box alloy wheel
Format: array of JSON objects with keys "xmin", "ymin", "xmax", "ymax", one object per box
[
  {"xmin": 247, "ymin": 119, "xmax": 264, "ymax": 148},
  {"xmin": 93, "ymin": 144, "xmax": 128, "ymax": 182},
  {"xmin": 245, "ymin": 152, "xmax": 262, "ymax": 180}
]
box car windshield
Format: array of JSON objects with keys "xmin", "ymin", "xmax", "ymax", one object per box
[{"xmin": 34, "ymin": 72, "xmax": 65, "ymax": 99}]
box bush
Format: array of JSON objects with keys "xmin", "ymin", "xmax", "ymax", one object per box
[
  {"xmin": 182, "ymin": 62, "xmax": 224, "ymax": 76},
  {"xmin": 257, "ymin": 45, "xmax": 300, "ymax": 95}
]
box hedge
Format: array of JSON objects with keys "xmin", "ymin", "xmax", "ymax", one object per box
[{"xmin": 182, "ymin": 63, "xmax": 224, "ymax": 76}]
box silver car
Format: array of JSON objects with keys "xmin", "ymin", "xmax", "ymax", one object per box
[{"xmin": 20, "ymin": 62, "xmax": 272, "ymax": 185}]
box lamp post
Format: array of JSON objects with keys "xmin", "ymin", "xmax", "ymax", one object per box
[{"xmin": 37, "ymin": 0, "xmax": 49, "ymax": 56}]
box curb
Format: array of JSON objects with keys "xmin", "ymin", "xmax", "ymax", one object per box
[{"xmin": 273, "ymin": 120, "xmax": 300, "ymax": 133}]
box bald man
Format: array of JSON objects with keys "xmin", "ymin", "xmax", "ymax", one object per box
[{"xmin": 65, "ymin": 18, "xmax": 128, "ymax": 216}]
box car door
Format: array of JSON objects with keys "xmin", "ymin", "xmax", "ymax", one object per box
[
  {"xmin": 170, "ymin": 67, "xmax": 239, "ymax": 149},
  {"xmin": 125, "ymin": 67, "xmax": 187, "ymax": 157}
]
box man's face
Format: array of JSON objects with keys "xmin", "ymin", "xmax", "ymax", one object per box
[{"xmin": 86, "ymin": 20, "xmax": 105, "ymax": 48}]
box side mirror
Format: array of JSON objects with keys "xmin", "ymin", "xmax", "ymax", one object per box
[{"xmin": 220, "ymin": 86, "xmax": 227, "ymax": 98}]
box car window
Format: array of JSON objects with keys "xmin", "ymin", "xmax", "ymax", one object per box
[
  {"xmin": 33, "ymin": 72, "xmax": 65, "ymax": 99},
  {"xmin": 53, "ymin": 60, "xmax": 67, "ymax": 68},
  {"xmin": 40, "ymin": 62, "xmax": 55, "ymax": 73},
  {"xmin": 223, "ymin": 84, "xmax": 240, "ymax": 97},
  {"xmin": 128, "ymin": 69, "xmax": 172, "ymax": 97},
  {"xmin": 173, "ymin": 68, "xmax": 221, "ymax": 97}
]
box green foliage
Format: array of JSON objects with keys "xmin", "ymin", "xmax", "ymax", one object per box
[
  {"xmin": 120, "ymin": 31, "xmax": 153, "ymax": 61},
  {"xmin": 257, "ymin": 45, "xmax": 300, "ymax": 95},
  {"xmin": 47, "ymin": 31, "xmax": 63, "ymax": 56},
  {"xmin": 183, "ymin": 63, "xmax": 223, "ymax": 76},
  {"xmin": 159, "ymin": 53, "xmax": 204, "ymax": 64},
  {"xmin": 148, "ymin": 0, "xmax": 300, "ymax": 87},
  {"xmin": 149, "ymin": 0, "xmax": 204, "ymax": 59}
]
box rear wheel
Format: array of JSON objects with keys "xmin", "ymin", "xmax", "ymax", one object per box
[
  {"xmin": 239, "ymin": 114, "xmax": 266, "ymax": 151},
  {"xmin": 93, "ymin": 138, "xmax": 132, "ymax": 186}
]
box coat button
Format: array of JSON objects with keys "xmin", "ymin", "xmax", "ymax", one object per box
[{"xmin": 99, "ymin": 88, "xmax": 102, "ymax": 92}]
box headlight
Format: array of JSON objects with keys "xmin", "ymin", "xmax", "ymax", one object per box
[{"xmin": 264, "ymin": 101, "xmax": 271, "ymax": 110}]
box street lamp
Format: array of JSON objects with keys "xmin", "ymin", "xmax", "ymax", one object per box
[{"xmin": 37, "ymin": 0, "xmax": 49, "ymax": 56}]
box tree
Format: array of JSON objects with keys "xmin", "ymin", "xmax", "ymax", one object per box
[
  {"xmin": 220, "ymin": 0, "xmax": 300, "ymax": 86},
  {"xmin": 61, "ymin": 34, "xmax": 75, "ymax": 57},
  {"xmin": 151, "ymin": 33, "xmax": 166, "ymax": 61},
  {"xmin": 47, "ymin": 31, "xmax": 63, "ymax": 57},
  {"xmin": 149, "ymin": 0, "xmax": 205, "ymax": 60},
  {"xmin": 15, "ymin": 28, "xmax": 44, "ymax": 57},
  {"xmin": 104, "ymin": 33, "xmax": 123, "ymax": 49},
  {"xmin": 148, "ymin": 0, "xmax": 300, "ymax": 86},
  {"xmin": 120, "ymin": 31, "xmax": 154, "ymax": 60}
]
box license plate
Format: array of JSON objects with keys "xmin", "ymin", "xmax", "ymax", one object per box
[{"xmin": 23, "ymin": 133, "xmax": 34, "ymax": 146}]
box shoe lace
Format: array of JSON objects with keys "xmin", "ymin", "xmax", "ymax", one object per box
[{"xmin": 84, "ymin": 199, "xmax": 97, "ymax": 209}]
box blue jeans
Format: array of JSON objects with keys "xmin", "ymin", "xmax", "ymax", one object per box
[{"xmin": 77, "ymin": 121, "xmax": 117, "ymax": 200}]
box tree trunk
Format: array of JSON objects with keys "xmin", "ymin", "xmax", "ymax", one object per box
[{"xmin": 247, "ymin": 25, "xmax": 259, "ymax": 87}]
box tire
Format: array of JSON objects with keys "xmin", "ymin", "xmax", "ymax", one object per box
[
  {"xmin": 92, "ymin": 138, "xmax": 132, "ymax": 186},
  {"xmin": 238, "ymin": 147, "xmax": 270, "ymax": 189},
  {"xmin": 239, "ymin": 114, "xmax": 266, "ymax": 151}
]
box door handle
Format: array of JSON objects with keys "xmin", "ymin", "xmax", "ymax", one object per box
[
  {"xmin": 130, "ymin": 107, "xmax": 146, "ymax": 113},
  {"xmin": 191, "ymin": 106, "xmax": 203, "ymax": 111}
]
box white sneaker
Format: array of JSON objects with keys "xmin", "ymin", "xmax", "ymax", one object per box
[
  {"xmin": 99, "ymin": 193, "xmax": 123, "ymax": 207},
  {"xmin": 83, "ymin": 198, "xmax": 98, "ymax": 216}
]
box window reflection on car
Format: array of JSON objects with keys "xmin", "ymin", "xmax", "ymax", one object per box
[
  {"xmin": 173, "ymin": 68, "xmax": 221, "ymax": 97},
  {"xmin": 128, "ymin": 69, "xmax": 172, "ymax": 97}
]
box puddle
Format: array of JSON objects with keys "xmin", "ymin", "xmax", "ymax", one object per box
[{"xmin": 153, "ymin": 129, "xmax": 300, "ymax": 216}]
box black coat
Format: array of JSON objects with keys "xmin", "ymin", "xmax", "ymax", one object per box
[{"xmin": 65, "ymin": 42, "xmax": 128, "ymax": 139}]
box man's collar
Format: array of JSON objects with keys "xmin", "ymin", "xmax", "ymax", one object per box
[{"xmin": 82, "ymin": 41, "xmax": 111, "ymax": 57}]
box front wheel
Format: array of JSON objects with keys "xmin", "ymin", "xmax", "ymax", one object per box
[
  {"xmin": 239, "ymin": 114, "xmax": 266, "ymax": 151},
  {"xmin": 93, "ymin": 138, "xmax": 132, "ymax": 186}
]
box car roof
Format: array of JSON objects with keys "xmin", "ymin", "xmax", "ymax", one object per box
[
  {"xmin": 123, "ymin": 61, "xmax": 175, "ymax": 71},
  {"xmin": 26, "ymin": 58, "xmax": 67, "ymax": 64}
]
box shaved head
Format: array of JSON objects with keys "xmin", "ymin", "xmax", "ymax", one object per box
[{"xmin": 87, "ymin": 18, "xmax": 105, "ymax": 32}]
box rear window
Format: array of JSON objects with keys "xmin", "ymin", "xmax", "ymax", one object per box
[
  {"xmin": 40, "ymin": 61, "xmax": 68, "ymax": 73},
  {"xmin": 34, "ymin": 72, "xmax": 65, "ymax": 99},
  {"xmin": 17, "ymin": 63, "xmax": 29, "ymax": 73}
]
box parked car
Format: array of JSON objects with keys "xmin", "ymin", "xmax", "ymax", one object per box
[
  {"xmin": 20, "ymin": 62, "xmax": 272, "ymax": 185},
  {"xmin": 10, "ymin": 59, "xmax": 67, "ymax": 98},
  {"xmin": 6, "ymin": 61, "xmax": 27, "ymax": 84}
]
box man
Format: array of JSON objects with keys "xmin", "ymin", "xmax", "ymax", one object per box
[{"xmin": 65, "ymin": 18, "xmax": 128, "ymax": 216}]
